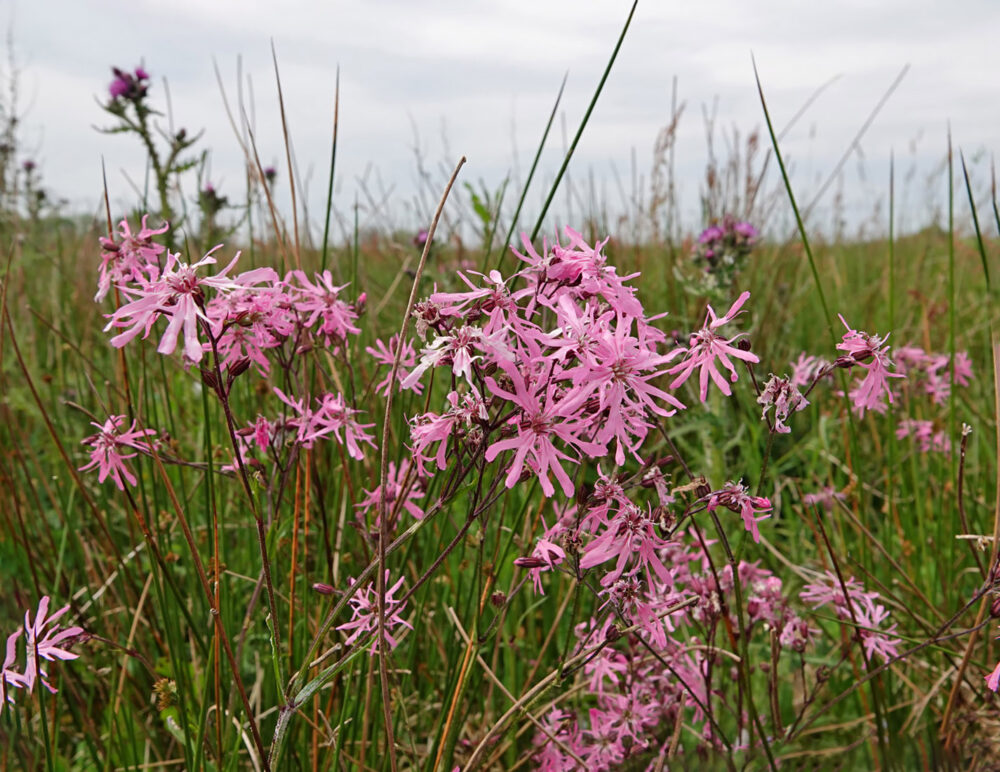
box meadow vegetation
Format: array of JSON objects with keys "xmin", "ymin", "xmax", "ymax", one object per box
[{"xmin": 1, "ymin": 14, "xmax": 1000, "ymax": 771}]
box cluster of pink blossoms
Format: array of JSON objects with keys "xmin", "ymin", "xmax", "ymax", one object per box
[
  {"xmin": 99, "ymin": 217, "xmax": 362, "ymax": 369},
  {"xmin": 834, "ymin": 314, "xmax": 906, "ymax": 417},
  {"xmin": 405, "ymin": 228, "xmax": 759, "ymax": 500},
  {"xmin": 530, "ymin": 543, "xmax": 810, "ymax": 769},
  {"xmin": 800, "ymin": 570, "xmax": 901, "ymax": 663},
  {"xmin": 87, "ymin": 217, "xmax": 375, "ymax": 488},
  {"xmin": 2, "ymin": 597, "xmax": 84, "ymax": 714}
]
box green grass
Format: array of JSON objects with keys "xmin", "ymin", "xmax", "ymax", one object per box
[{"xmin": 1, "ymin": 204, "xmax": 998, "ymax": 769}]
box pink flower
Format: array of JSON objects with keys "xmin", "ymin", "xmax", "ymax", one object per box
[
  {"xmin": 366, "ymin": 335, "xmax": 422, "ymax": 396},
  {"xmin": 104, "ymin": 247, "xmax": 277, "ymax": 362},
  {"xmin": 987, "ymin": 658, "xmax": 1000, "ymax": 692},
  {"xmin": 203, "ymin": 283, "xmax": 295, "ymax": 376},
  {"xmin": 802, "ymin": 486, "xmax": 846, "ymax": 512},
  {"xmin": 409, "ymin": 389, "xmax": 488, "ymax": 473},
  {"xmin": 96, "ymin": 215, "xmax": 169, "ymax": 302},
  {"xmin": 1, "ymin": 630, "xmax": 28, "ymax": 711},
  {"xmin": 285, "ymin": 270, "xmax": 360, "ymax": 348},
  {"xmin": 666, "ymin": 291, "xmax": 759, "ymax": 402},
  {"xmin": 22, "ymin": 597, "xmax": 85, "ymax": 695},
  {"xmin": 1, "ymin": 597, "xmax": 84, "ymax": 713},
  {"xmin": 514, "ymin": 535, "xmax": 567, "ymax": 595},
  {"xmin": 567, "ymin": 313, "xmax": 685, "ymax": 464},
  {"xmin": 705, "ymin": 481, "xmax": 772, "ymax": 544},
  {"xmin": 274, "ymin": 388, "xmax": 376, "ymax": 459},
  {"xmin": 357, "ymin": 461, "xmax": 425, "ymax": 525},
  {"xmin": 790, "ymin": 353, "xmax": 832, "ymax": 390},
  {"xmin": 801, "ymin": 570, "xmax": 901, "ymax": 663},
  {"xmin": 336, "ymin": 572, "xmax": 412, "ymax": 654},
  {"xmin": 484, "ymin": 359, "xmax": 605, "ymax": 498},
  {"xmin": 757, "ymin": 374, "xmax": 809, "ymax": 434},
  {"xmin": 835, "ymin": 315, "xmax": 904, "ymax": 416},
  {"xmin": 896, "ymin": 419, "xmax": 950, "ymax": 454},
  {"xmin": 80, "ymin": 415, "xmax": 158, "ymax": 490},
  {"xmin": 579, "ymin": 502, "xmax": 672, "ymax": 588}
]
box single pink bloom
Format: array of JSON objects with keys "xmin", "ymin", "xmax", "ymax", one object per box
[
  {"xmin": 336, "ymin": 572, "xmax": 412, "ymax": 654},
  {"xmin": 835, "ymin": 314, "xmax": 904, "ymax": 416},
  {"xmin": 705, "ymin": 481, "xmax": 772, "ymax": 544},
  {"xmin": 666, "ymin": 291, "xmax": 759, "ymax": 402},
  {"xmin": 22, "ymin": 597, "xmax": 84, "ymax": 695},
  {"xmin": 987, "ymin": 660, "xmax": 1000, "ymax": 692},
  {"xmin": 80, "ymin": 415, "xmax": 157, "ymax": 490}
]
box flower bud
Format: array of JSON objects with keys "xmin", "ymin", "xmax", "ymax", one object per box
[
  {"xmin": 228, "ymin": 357, "xmax": 252, "ymax": 380},
  {"xmin": 312, "ymin": 583, "xmax": 335, "ymax": 595}
]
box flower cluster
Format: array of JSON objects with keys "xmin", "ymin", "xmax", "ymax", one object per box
[
  {"xmin": 800, "ymin": 570, "xmax": 901, "ymax": 662},
  {"xmin": 405, "ymin": 228, "xmax": 759, "ymax": 499},
  {"xmin": 889, "ymin": 345, "xmax": 974, "ymax": 456},
  {"xmin": 894, "ymin": 346, "xmax": 973, "ymax": 405},
  {"xmin": 97, "ymin": 216, "xmax": 169, "ymax": 302},
  {"xmin": 2, "ymin": 597, "xmax": 84, "ymax": 713},
  {"xmin": 104, "ymin": 245, "xmax": 277, "ymax": 363},
  {"xmin": 530, "ymin": 545, "xmax": 810, "ymax": 769},
  {"xmin": 896, "ymin": 419, "xmax": 950, "ymax": 454},
  {"xmin": 786, "ymin": 316, "xmax": 906, "ymax": 419},
  {"xmin": 91, "ymin": 217, "xmax": 374, "ymax": 481},
  {"xmin": 757, "ymin": 374, "xmax": 809, "ymax": 434}
]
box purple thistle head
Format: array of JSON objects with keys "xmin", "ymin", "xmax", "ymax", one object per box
[
  {"xmin": 108, "ymin": 66, "xmax": 150, "ymax": 103},
  {"xmin": 109, "ymin": 73, "xmax": 131, "ymax": 100}
]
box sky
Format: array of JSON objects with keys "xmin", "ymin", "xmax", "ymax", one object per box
[{"xmin": 7, "ymin": 0, "xmax": 1000, "ymax": 242}]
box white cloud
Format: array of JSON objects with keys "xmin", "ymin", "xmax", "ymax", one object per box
[{"xmin": 7, "ymin": 0, "xmax": 999, "ymax": 238}]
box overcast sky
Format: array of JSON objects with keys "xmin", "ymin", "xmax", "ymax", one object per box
[{"xmin": 7, "ymin": 0, "xmax": 1000, "ymax": 241}]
